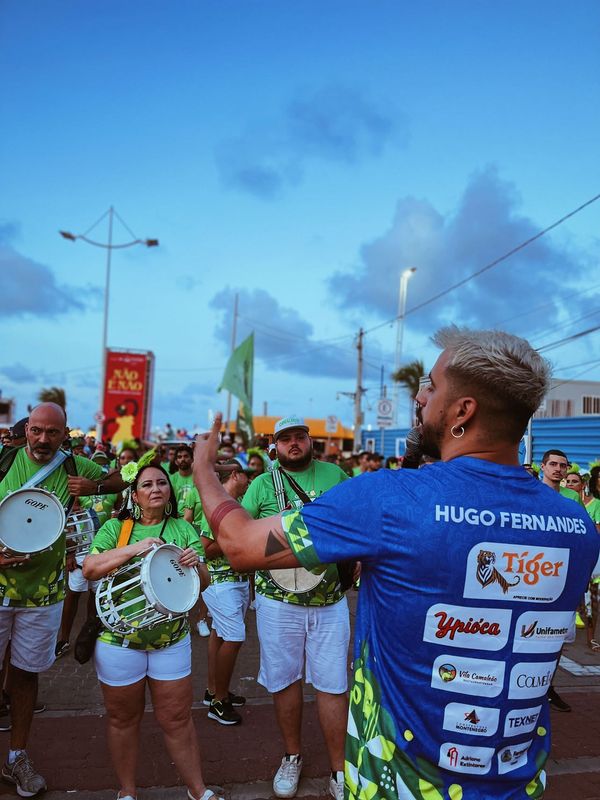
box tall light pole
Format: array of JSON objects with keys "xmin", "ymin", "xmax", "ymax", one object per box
[
  {"xmin": 393, "ymin": 267, "xmax": 417, "ymax": 425},
  {"xmin": 59, "ymin": 206, "xmax": 159, "ymax": 439}
]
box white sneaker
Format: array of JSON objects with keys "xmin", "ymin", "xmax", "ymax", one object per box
[
  {"xmin": 329, "ymin": 771, "xmax": 344, "ymax": 800},
  {"xmin": 197, "ymin": 618, "xmax": 211, "ymax": 637},
  {"xmin": 273, "ymin": 754, "xmax": 302, "ymax": 798}
]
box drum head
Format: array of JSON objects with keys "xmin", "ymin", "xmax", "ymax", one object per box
[
  {"xmin": 144, "ymin": 544, "xmax": 199, "ymax": 614},
  {"xmin": 268, "ymin": 567, "xmax": 324, "ymax": 593},
  {"xmin": 0, "ymin": 488, "xmax": 66, "ymax": 554}
]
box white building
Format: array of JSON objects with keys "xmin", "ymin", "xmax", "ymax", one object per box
[{"xmin": 535, "ymin": 379, "xmax": 600, "ymax": 419}]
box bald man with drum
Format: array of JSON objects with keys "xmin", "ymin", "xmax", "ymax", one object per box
[
  {"xmin": 0, "ymin": 403, "xmax": 125, "ymax": 796},
  {"xmin": 239, "ymin": 415, "xmax": 351, "ymax": 800}
]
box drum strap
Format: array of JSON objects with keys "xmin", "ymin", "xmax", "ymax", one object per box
[
  {"xmin": 21, "ymin": 450, "xmax": 69, "ymax": 491},
  {"xmin": 117, "ymin": 519, "xmax": 135, "ymax": 548}
]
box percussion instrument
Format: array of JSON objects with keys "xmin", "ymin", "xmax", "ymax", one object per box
[
  {"xmin": 268, "ymin": 567, "xmax": 325, "ymax": 594},
  {"xmin": 0, "ymin": 488, "xmax": 66, "ymax": 557},
  {"xmin": 96, "ymin": 543, "xmax": 200, "ymax": 635},
  {"xmin": 64, "ymin": 508, "xmax": 100, "ymax": 557}
]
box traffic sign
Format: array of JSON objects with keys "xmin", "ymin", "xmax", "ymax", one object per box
[
  {"xmin": 325, "ymin": 415, "xmax": 338, "ymax": 434},
  {"xmin": 377, "ymin": 398, "xmax": 395, "ymax": 429}
]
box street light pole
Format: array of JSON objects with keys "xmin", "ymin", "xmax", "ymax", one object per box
[
  {"xmin": 393, "ymin": 267, "xmax": 416, "ymax": 425},
  {"xmin": 59, "ymin": 207, "xmax": 158, "ymax": 440}
]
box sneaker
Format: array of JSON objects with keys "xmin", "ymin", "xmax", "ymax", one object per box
[
  {"xmin": 548, "ymin": 686, "xmax": 571, "ymax": 712},
  {"xmin": 2, "ymin": 751, "xmax": 47, "ymax": 796},
  {"xmin": 0, "ymin": 703, "xmax": 10, "ymax": 732},
  {"xmin": 55, "ymin": 640, "xmax": 70, "ymax": 658},
  {"xmin": 204, "ymin": 690, "xmax": 245, "ymax": 707},
  {"xmin": 329, "ymin": 771, "xmax": 344, "ymax": 800},
  {"xmin": 207, "ymin": 698, "xmax": 241, "ymax": 726},
  {"xmin": 187, "ymin": 790, "xmax": 225, "ymax": 800},
  {"xmin": 196, "ymin": 619, "xmax": 211, "ymax": 637},
  {"xmin": 273, "ymin": 754, "xmax": 302, "ymax": 798}
]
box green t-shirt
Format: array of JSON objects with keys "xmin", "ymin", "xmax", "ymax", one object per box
[
  {"xmin": 199, "ymin": 506, "xmax": 248, "ymax": 584},
  {"xmin": 182, "ymin": 486, "xmax": 203, "ymax": 525},
  {"xmin": 241, "ymin": 460, "xmax": 348, "ymax": 606},
  {"xmin": 587, "ymin": 498, "xmax": 600, "ymax": 524},
  {"xmin": 90, "ymin": 516, "xmax": 203, "ymax": 650},
  {"xmin": 560, "ymin": 485, "xmax": 585, "ymax": 506},
  {"xmin": 169, "ymin": 472, "xmax": 195, "ymax": 512},
  {"xmin": 80, "ymin": 493, "xmax": 118, "ymax": 527},
  {"xmin": 0, "ymin": 449, "xmax": 104, "ymax": 607}
]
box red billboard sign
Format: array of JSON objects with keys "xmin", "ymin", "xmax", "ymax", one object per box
[{"xmin": 102, "ymin": 349, "xmax": 154, "ymax": 446}]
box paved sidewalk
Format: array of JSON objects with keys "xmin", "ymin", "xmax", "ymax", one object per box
[{"xmin": 1, "ymin": 597, "xmax": 600, "ymax": 798}]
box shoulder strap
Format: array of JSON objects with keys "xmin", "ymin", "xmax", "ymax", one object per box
[
  {"xmin": 271, "ymin": 467, "xmax": 289, "ymax": 512},
  {"xmin": 117, "ymin": 518, "xmax": 135, "ymax": 548},
  {"xmin": 64, "ymin": 454, "xmax": 78, "ymax": 477},
  {"xmin": 0, "ymin": 447, "xmax": 20, "ymax": 485},
  {"xmin": 280, "ymin": 469, "xmax": 312, "ymax": 505}
]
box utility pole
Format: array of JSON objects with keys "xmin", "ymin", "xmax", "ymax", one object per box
[
  {"xmin": 225, "ymin": 292, "xmax": 239, "ymax": 432},
  {"xmin": 354, "ymin": 328, "xmax": 364, "ymax": 452}
]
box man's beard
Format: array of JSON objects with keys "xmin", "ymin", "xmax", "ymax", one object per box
[
  {"xmin": 278, "ymin": 447, "xmax": 313, "ymax": 471},
  {"xmin": 29, "ymin": 445, "xmax": 54, "ymax": 463}
]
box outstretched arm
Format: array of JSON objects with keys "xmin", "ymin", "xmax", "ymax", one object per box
[{"xmin": 193, "ymin": 414, "xmax": 300, "ymax": 572}]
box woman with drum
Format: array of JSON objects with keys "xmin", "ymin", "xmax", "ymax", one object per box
[{"xmin": 83, "ymin": 454, "xmax": 221, "ymax": 800}]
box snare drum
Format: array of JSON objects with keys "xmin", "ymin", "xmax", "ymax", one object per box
[
  {"xmin": 0, "ymin": 488, "xmax": 66, "ymax": 557},
  {"xmin": 96, "ymin": 543, "xmax": 200, "ymax": 635},
  {"xmin": 64, "ymin": 509, "xmax": 100, "ymax": 557},
  {"xmin": 268, "ymin": 567, "xmax": 325, "ymax": 594}
]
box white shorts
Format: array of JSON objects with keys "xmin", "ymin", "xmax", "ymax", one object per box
[
  {"xmin": 94, "ymin": 633, "xmax": 192, "ymax": 686},
  {"xmin": 202, "ymin": 581, "xmax": 249, "ymax": 642},
  {"xmin": 68, "ymin": 566, "xmax": 100, "ymax": 593},
  {"xmin": 255, "ymin": 593, "xmax": 349, "ymax": 694},
  {"xmin": 0, "ymin": 603, "xmax": 64, "ymax": 673}
]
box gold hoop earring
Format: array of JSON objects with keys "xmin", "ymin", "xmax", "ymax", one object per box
[
  {"xmin": 133, "ymin": 503, "xmax": 141, "ymax": 520},
  {"xmin": 165, "ymin": 501, "xmax": 172, "ymax": 516},
  {"xmin": 450, "ymin": 425, "xmax": 465, "ymax": 439}
]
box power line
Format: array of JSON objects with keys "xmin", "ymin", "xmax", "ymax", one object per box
[
  {"xmin": 363, "ymin": 191, "xmax": 600, "ymax": 336},
  {"xmin": 536, "ymin": 324, "xmax": 600, "ymax": 353}
]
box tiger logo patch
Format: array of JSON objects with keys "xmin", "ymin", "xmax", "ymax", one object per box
[{"xmin": 476, "ymin": 550, "xmax": 520, "ymax": 594}]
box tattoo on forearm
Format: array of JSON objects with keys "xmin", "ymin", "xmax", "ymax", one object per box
[{"xmin": 265, "ymin": 529, "xmax": 290, "ymax": 560}]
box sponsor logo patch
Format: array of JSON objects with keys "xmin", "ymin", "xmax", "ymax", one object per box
[
  {"xmin": 443, "ymin": 702, "xmax": 500, "ymax": 737},
  {"xmin": 497, "ymin": 740, "xmax": 532, "ymax": 775},
  {"xmin": 438, "ymin": 742, "xmax": 494, "ymax": 774},
  {"xmin": 423, "ymin": 604, "xmax": 511, "ymax": 651},
  {"xmin": 513, "ymin": 611, "xmax": 574, "ymax": 653},
  {"xmin": 464, "ymin": 543, "xmax": 569, "ymax": 603},
  {"xmin": 431, "ymin": 654, "xmax": 505, "ymax": 698},
  {"xmin": 508, "ymin": 661, "xmax": 557, "ymax": 699},
  {"xmin": 503, "ymin": 705, "xmax": 542, "ymax": 738}
]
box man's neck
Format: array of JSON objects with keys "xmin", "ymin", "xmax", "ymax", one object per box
[
  {"xmin": 281, "ymin": 458, "xmax": 313, "ymax": 474},
  {"xmin": 179, "ymin": 468, "xmax": 192, "ymax": 477}
]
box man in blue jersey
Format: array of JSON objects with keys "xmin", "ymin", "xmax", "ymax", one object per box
[{"xmin": 194, "ymin": 326, "xmax": 599, "ymax": 800}]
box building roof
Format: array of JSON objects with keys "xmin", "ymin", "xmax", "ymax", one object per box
[{"xmin": 223, "ymin": 415, "xmax": 354, "ymax": 439}]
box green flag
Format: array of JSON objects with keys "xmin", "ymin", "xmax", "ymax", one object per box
[
  {"xmin": 237, "ymin": 401, "xmax": 254, "ymax": 446},
  {"xmin": 218, "ymin": 331, "xmax": 254, "ymax": 412}
]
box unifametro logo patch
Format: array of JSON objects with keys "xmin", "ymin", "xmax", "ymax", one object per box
[
  {"xmin": 439, "ymin": 743, "xmax": 494, "ymax": 775},
  {"xmin": 513, "ymin": 611, "xmax": 574, "ymax": 653},
  {"xmin": 443, "ymin": 702, "xmax": 500, "ymax": 737},
  {"xmin": 431, "ymin": 654, "xmax": 505, "ymax": 698},
  {"xmin": 503, "ymin": 705, "xmax": 542, "ymax": 738},
  {"xmin": 463, "ymin": 542, "xmax": 569, "ymax": 603},
  {"xmin": 508, "ymin": 660, "xmax": 557, "ymax": 700},
  {"xmin": 497, "ymin": 740, "xmax": 532, "ymax": 775},
  {"xmin": 423, "ymin": 603, "xmax": 512, "ymax": 651}
]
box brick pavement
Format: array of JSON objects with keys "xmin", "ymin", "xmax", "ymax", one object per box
[{"xmin": 1, "ymin": 597, "xmax": 600, "ymax": 798}]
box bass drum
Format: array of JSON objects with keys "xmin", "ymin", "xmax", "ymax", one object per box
[
  {"xmin": 0, "ymin": 488, "xmax": 66, "ymax": 556},
  {"xmin": 268, "ymin": 567, "xmax": 324, "ymax": 594}
]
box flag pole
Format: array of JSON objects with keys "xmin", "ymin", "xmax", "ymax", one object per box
[{"xmin": 225, "ymin": 293, "xmax": 239, "ymax": 432}]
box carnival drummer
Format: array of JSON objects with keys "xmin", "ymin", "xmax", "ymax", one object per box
[
  {"xmin": 82, "ymin": 453, "xmax": 221, "ymax": 800},
  {"xmin": 0, "ymin": 403, "xmax": 125, "ymax": 797}
]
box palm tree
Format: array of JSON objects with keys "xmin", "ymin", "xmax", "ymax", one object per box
[
  {"xmin": 391, "ymin": 360, "xmax": 425, "ymax": 402},
  {"xmin": 37, "ymin": 386, "xmax": 67, "ymax": 411}
]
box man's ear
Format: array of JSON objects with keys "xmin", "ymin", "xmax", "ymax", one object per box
[{"xmin": 454, "ymin": 396, "xmax": 478, "ymax": 427}]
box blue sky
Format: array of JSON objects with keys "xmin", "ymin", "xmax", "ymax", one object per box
[{"xmin": 1, "ymin": 0, "xmax": 599, "ymax": 433}]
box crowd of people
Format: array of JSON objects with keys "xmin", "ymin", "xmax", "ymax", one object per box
[{"xmin": 0, "ymin": 325, "xmax": 599, "ymax": 800}]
